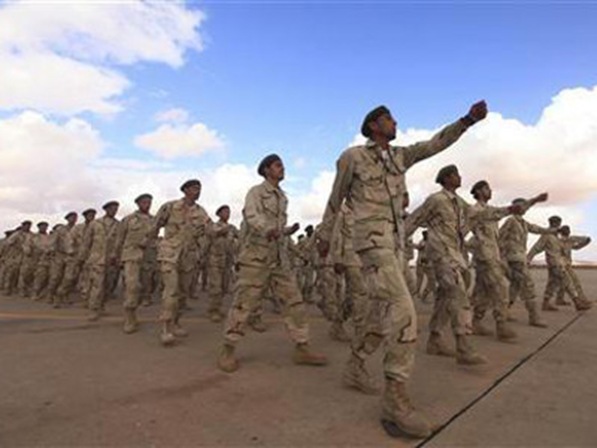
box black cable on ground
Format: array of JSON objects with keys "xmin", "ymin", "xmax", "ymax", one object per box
[{"xmin": 416, "ymin": 312, "xmax": 586, "ymax": 448}]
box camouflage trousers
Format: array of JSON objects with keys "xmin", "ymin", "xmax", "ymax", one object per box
[
  {"xmin": 315, "ymin": 265, "xmax": 343, "ymax": 323},
  {"xmin": 403, "ymin": 263, "xmax": 417, "ymax": 298},
  {"xmin": 544, "ymin": 265, "xmax": 577, "ymax": 302},
  {"xmin": 430, "ymin": 259, "xmax": 471, "ymax": 337},
  {"xmin": 300, "ymin": 264, "xmax": 315, "ymax": 303},
  {"xmin": 472, "ymin": 260, "xmax": 510, "ymax": 323},
  {"xmin": 123, "ymin": 261, "xmax": 156, "ymax": 310},
  {"xmin": 158, "ymin": 262, "xmax": 196, "ymax": 322},
  {"xmin": 3, "ymin": 260, "xmax": 21, "ymax": 294},
  {"xmin": 207, "ymin": 263, "xmax": 227, "ymax": 313},
  {"xmin": 87, "ymin": 264, "xmax": 107, "ymax": 312},
  {"xmin": 104, "ymin": 264, "xmax": 120, "ymax": 301},
  {"xmin": 32, "ymin": 262, "xmax": 51, "ymax": 300},
  {"xmin": 47, "ymin": 255, "xmax": 66, "ymax": 301},
  {"xmin": 78, "ymin": 265, "xmax": 91, "ymax": 306},
  {"xmin": 56, "ymin": 259, "xmax": 81, "ymax": 305},
  {"xmin": 18, "ymin": 257, "xmax": 36, "ymax": 296},
  {"xmin": 224, "ymin": 263, "xmax": 309, "ymax": 346},
  {"xmin": 506, "ymin": 261, "xmax": 539, "ymax": 309},
  {"xmin": 352, "ymin": 247, "xmax": 416, "ymax": 383},
  {"xmin": 556, "ymin": 265, "xmax": 585, "ymax": 302}
]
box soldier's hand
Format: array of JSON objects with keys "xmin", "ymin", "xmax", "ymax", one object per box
[
  {"xmin": 285, "ymin": 222, "xmax": 300, "ymax": 236},
  {"xmin": 266, "ymin": 229, "xmax": 281, "ymax": 241},
  {"xmin": 334, "ymin": 263, "xmax": 346, "ymax": 274},
  {"xmin": 316, "ymin": 239, "xmax": 330, "ymax": 258},
  {"xmin": 467, "ymin": 100, "xmax": 488, "ymax": 123},
  {"xmin": 534, "ymin": 192, "xmax": 549, "ymax": 203}
]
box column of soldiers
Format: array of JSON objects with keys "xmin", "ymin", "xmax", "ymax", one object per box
[{"xmin": 0, "ymin": 102, "xmax": 593, "ymax": 441}]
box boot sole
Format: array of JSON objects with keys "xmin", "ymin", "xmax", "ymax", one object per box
[{"xmin": 381, "ymin": 418, "xmax": 431, "ymax": 439}]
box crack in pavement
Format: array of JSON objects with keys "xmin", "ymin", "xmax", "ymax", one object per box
[{"xmin": 416, "ymin": 312, "xmax": 586, "ymax": 448}]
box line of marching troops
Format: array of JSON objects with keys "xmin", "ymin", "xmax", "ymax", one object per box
[{"xmin": 0, "ymin": 101, "xmax": 593, "ymax": 440}]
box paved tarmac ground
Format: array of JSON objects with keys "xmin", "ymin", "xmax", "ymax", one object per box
[{"xmin": 1, "ymin": 269, "xmax": 595, "ymax": 447}]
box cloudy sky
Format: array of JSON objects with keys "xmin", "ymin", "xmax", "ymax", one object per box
[{"xmin": 0, "ymin": 1, "xmax": 596, "ymax": 260}]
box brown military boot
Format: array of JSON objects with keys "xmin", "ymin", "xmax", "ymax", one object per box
[
  {"xmin": 160, "ymin": 322, "xmax": 176, "ymax": 346},
  {"xmin": 87, "ymin": 310, "xmax": 101, "ymax": 322},
  {"xmin": 381, "ymin": 379, "xmax": 432, "ymax": 439},
  {"xmin": 573, "ymin": 297, "xmax": 593, "ymax": 312},
  {"xmin": 555, "ymin": 296, "xmax": 572, "ymax": 306},
  {"xmin": 123, "ymin": 308, "xmax": 138, "ymax": 334},
  {"xmin": 496, "ymin": 321, "xmax": 517, "ymax": 342},
  {"xmin": 292, "ymin": 343, "xmax": 328, "ymax": 366},
  {"xmin": 172, "ymin": 323, "xmax": 189, "ymax": 338},
  {"xmin": 456, "ymin": 335, "xmax": 487, "ymax": 365},
  {"xmin": 343, "ymin": 354, "xmax": 380, "ymax": 395},
  {"xmin": 217, "ymin": 344, "xmax": 239, "ymax": 373},
  {"xmin": 208, "ymin": 309, "xmax": 224, "ymax": 323},
  {"xmin": 527, "ymin": 302, "xmax": 548, "ymax": 328},
  {"xmin": 542, "ymin": 300, "xmax": 559, "ymax": 312},
  {"xmin": 329, "ymin": 322, "xmax": 351, "ymax": 342},
  {"xmin": 426, "ymin": 332, "xmax": 455, "ymax": 357},
  {"xmin": 472, "ymin": 318, "xmax": 493, "ymax": 336}
]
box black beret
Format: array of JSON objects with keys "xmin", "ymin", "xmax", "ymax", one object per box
[
  {"xmin": 82, "ymin": 208, "xmax": 97, "ymax": 216},
  {"xmin": 361, "ymin": 105, "xmax": 391, "ymax": 138},
  {"xmin": 305, "ymin": 225, "xmax": 314, "ymax": 232},
  {"xmin": 180, "ymin": 179, "xmax": 201, "ymax": 192},
  {"xmin": 470, "ymin": 180, "xmax": 489, "ymax": 197},
  {"xmin": 435, "ymin": 165, "xmax": 459, "ymax": 185},
  {"xmin": 21, "ymin": 220, "xmax": 32, "ymax": 226},
  {"xmin": 548, "ymin": 215, "xmax": 562, "ymax": 225},
  {"xmin": 257, "ymin": 154, "xmax": 282, "ymax": 177},
  {"xmin": 512, "ymin": 198, "xmax": 526, "ymax": 205},
  {"xmin": 64, "ymin": 211, "xmax": 77, "ymax": 220},
  {"xmin": 37, "ymin": 221, "xmax": 49, "ymax": 227},
  {"xmin": 103, "ymin": 200, "xmax": 119, "ymax": 210},
  {"xmin": 216, "ymin": 205, "xmax": 230, "ymax": 216},
  {"xmin": 135, "ymin": 193, "xmax": 153, "ymax": 203}
]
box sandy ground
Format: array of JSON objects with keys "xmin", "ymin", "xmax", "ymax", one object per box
[{"xmin": 0, "ymin": 268, "xmax": 595, "ymax": 447}]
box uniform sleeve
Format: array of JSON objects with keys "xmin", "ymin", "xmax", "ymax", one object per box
[
  {"xmin": 318, "ymin": 151, "xmax": 355, "ymax": 242},
  {"xmin": 149, "ymin": 203, "xmax": 170, "ymax": 239},
  {"xmin": 527, "ymin": 235, "xmax": 546, "ymax": 261},
  {"xmin": 402, "ymin": 119, "xmax": 468, "ymax": 169},
  {"xmin": 527, "ymin": 222, "xmax": 552, "ymax": 235},
  {"xmin": 330, "ymin": 212, "xmax": 344, "ymax": 264},
  {"xmin": 80, "ymin": 224, "xmax": 94, "ymax": 263},
  {"xmin": 405, "ymin": 196, "xmax": 434, "ymax": 236},
  {"xmin": 114, "ymin": 217, "xmax": 129, "ymax": 258},
  {"xmin": 570, "ymin": 236, "xmax": 591, "ymax": 251}
]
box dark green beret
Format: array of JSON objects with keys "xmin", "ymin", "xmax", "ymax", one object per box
[
  {"xmin": 549, "ymin": 215, "xmax": 562, "ymax": 225},
  {"xmin": 180, "ymin": 179, "xmax": 201, "ymax": 192},
  {"xmin": 512, "ymin": 198, "xmax": 526, "ymax": 205},
  {"xmin": 216, "ymin": 205, "xmax": 230, "ymax": 216},
  {"xmin": 361, "ymin": 105, "xmax": 390, "ymax": 138},
  {"xmin": 257, "ymin": 154, "xmax": 282, "ymax": 177},
  {"xmin": 135, "ymin": 193, "xmax": 153, "ymax": 203},
  {"xmin": 82, "ymin": 208, "xmax": 97, "ymax": 216},
  {"xmin": 37, "ymin": 221, "xmax": 49, "ymax": 227},
  {"xmin": 103, "ymin": 200, "xmax": 119, "ymax": 210},
  {"xmin": 21, "ymin": 220, "xmax": 32, "ymax": 226},
  {"xmin": 64, "ymin": 211, "xmax": 77, "ymax": 220},
  {"xmin": 435, "ymin": 165, "xmax": 459, "ymax": 185}
]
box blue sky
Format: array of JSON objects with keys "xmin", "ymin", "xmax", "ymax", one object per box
[{"xmin": 1, "ymin": 1, "xmax": 597, "ymax": 258}]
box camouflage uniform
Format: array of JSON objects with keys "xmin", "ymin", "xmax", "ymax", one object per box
[
  {"xmin": 223, "ymin": 180, "xmax": 310, "ymax": 346},
  {"xmin": 319, "ymin": 118, "xmax": 470, "ymax": 381},
  {"xmin": 74, "ymin": 221, "xmax": 95, "ymax": 306},
  {"xmin": 17, "ymin": 231, "xmax": 36, "ymax": 297},
  {"xmin": 299, "ymin": 235, "xmax": 316, "ymax": 303},
  {"xmin": 499, "ymin": 215, "xmax": 551, "ymax": 314},
  {"xmin": 206, "ymin": 221, "xmax": 239, "ymax": 318},
  {"xmin": 557, "ymin": 234, "xmax": 591, "ymax": 304},
  {"xmin": 151, "ymin": 198, "xmax": 211, "ymax": 325},
  {"xmin": 81, "ymin": 215, "xmax": 120, "ymax": 314},
  {"xmin": 31, "ymin": 233, "xmax": 53, "ymax": 301},
  {"xmin": 414, "ymin": 239, "xmax": 436, "ymax": 302},
  {"xmin": 46, "ymin": 225, "xmax": 70, "ymax": 304},
  {"xmin": 116, "ymin": 210, "xmax": 157, "ymax": 311}
]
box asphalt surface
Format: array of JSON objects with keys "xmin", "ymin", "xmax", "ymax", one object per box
[{"xmin": 0, "ymin": 269, "xmax": 595, "ymax": 447}]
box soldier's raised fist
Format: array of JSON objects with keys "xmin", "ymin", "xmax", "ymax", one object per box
[{"xmin": 468, "ymin": 100, "xmax": 488, "ymax": 123}]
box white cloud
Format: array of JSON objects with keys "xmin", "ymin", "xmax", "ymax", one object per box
[
  {"xmin": 134, "ymin": 122, "xmax": 226, "ymax": 159},
  {"xmin": 0, "ymin": 1, "xmax": 204, "ymax": 115},
  {"xmin": 154, "ymin": 108, "xmax": 191, "ymax": 124}
]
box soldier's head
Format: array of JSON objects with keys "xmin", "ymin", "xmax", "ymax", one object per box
[
  {"xmin": 216, "ymin": 205, "xmax": 231, "ymax": 223},
  {"xmin": 180, "ymin": 179, "xmax": 202, "ymax": 202},
  {"xmin": 511, "ymin": 198, "xmax": 526, "ymax": 216},
  {"xmin": 135, "ymin": 194, "xmax": 153, "ymax": 214},
  {"xmin": 103, "ymin": 201, "xmax": 119, "ymax": 218},
  {"xmin": 362, "ymin": 105, "xmax": 396, "ymax": 141},
  {"xmin": 64, "ymin": 211, "xmax": 78, "ymax": 226},
  {"xmin": 548, "ymin": 215, "xmax": 562, "ymax": 229},
  {"xmin": 37, "ymin": 221, "xmax": 49, "ymax": 234},
  {"xmin": 305, "ymin": 225, "xmax": 314, "ymax": 237},
  {"xmin": 21, "ymin": 220, "xmax": 32, "ymax": 232},
  {"xmin": 435, "ymin": 165, "xmax": 461, "ymax": 190},
  {"xmin": 471, "ymin": 180, "xmax": 491, "ymax": 202},
  {"xmin": 51, "ymin": 224, "xmax": 62, "ymax": 234},
  {"xmin": 82, "ymin": 208, "xmax": 97, "ymax": 223},
  {"xmin": 258, "ymin": 154, "xmax": 284, "ymax": 182},
  {"xmin": 402, "ymin": 191, "xmax": 410, "ymax": 210},
  {"xmin": 558, "ymin": 225, "xmax": 571, "ymax": 237},
  {"xmin": 298, "ymin": 234, "xmax": 304, "ymax": 241}
]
